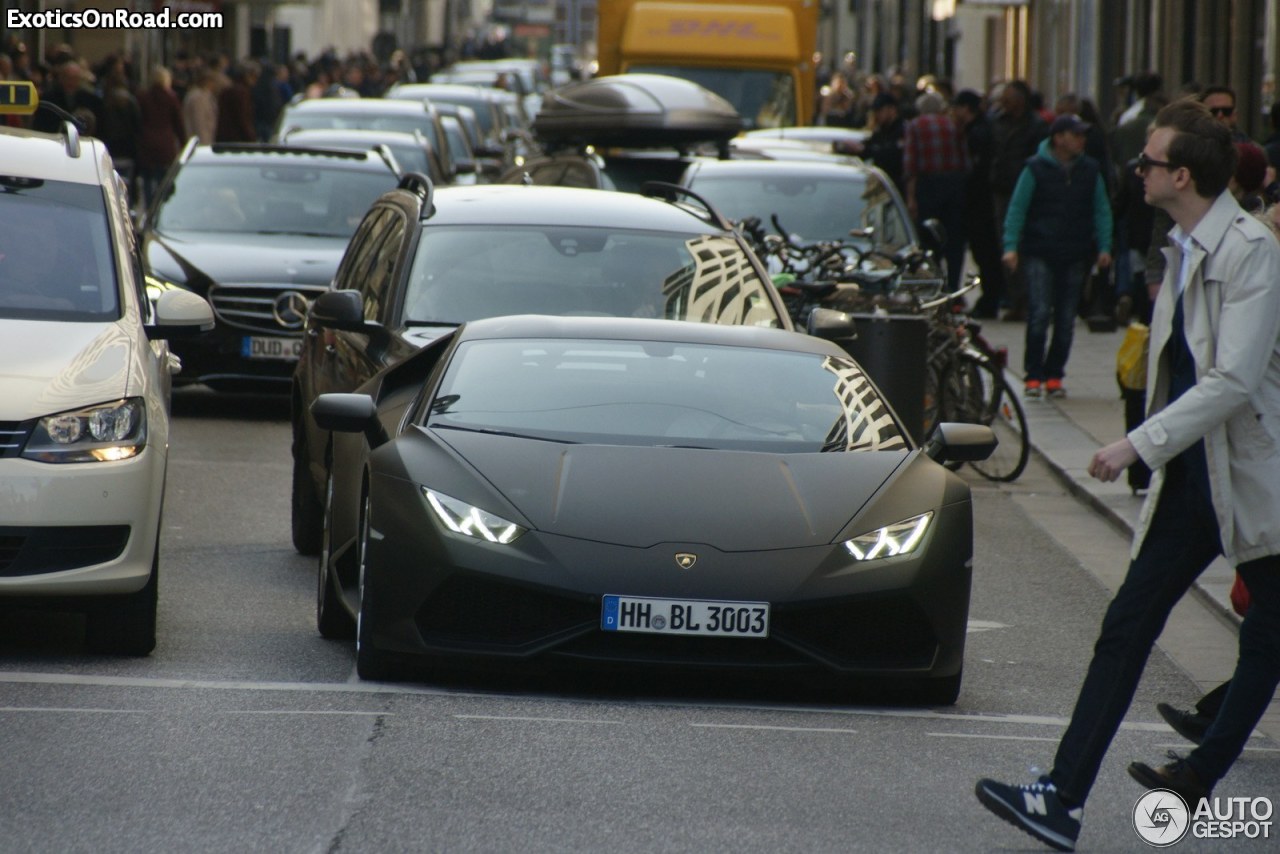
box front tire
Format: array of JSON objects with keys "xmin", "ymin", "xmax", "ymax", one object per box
[
  {"xmin": 291, "ymin": 428, "xmax": 324, "ymax": 555},
  {"xmin": 317, "ymin": 470, "xmax": 356, "ymax": 639},
  {"xmin": 354, "ymin": 486, "xmax": 399, "ymax": 681},
  {"xmin": 85, "ymin": 544, "xmax": 158, "ymax": 656}
]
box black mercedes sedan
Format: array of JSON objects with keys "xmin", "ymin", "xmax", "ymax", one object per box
[
  {"xmin": 312, "ymin": 315, "xmax": 994, "ymax": 703},
  {"xmin": 139, "ymin": 142, "xmax": 400, "ymax": 391}
]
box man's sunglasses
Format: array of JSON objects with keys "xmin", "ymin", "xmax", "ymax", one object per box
[
  {"xmin": 1209, "ymin": 106, "xmax": 1235, "ymax": 117},
  {"xmin": 1136, "ymin": 152, "xmax": 1178, "ymax": 173}
]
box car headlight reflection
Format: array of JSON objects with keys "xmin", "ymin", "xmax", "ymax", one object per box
[
  {"xmin": 22, "ymin": 398, "xmax": 147, "ymax": 463},
  {"xmin": 844, "ymin": 512, "xmax": 932, "ymax": 561},
  {"xmin": 423, "ymin": 488, "xmax": 526, "ymax": 544}
]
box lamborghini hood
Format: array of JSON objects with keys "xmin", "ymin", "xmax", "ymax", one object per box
[{"xmin": 432, "ymin": 431, "xmax": 909, "ymax": 550}]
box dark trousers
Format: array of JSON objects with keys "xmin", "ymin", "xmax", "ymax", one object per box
[
  {"xmin": 968, "ymin": 194, "xmax": 1006, "ymax": 316},
  {"xmin": 1049, "ymin": 459, "xmax": 1280, "ymax": 804},
  {"xmin": 1023, "ymin": 255, "xmax": 1086, "ymax": 382},
  {"xmin": 915, "ymin": 171, "xmax": 968, "ymax": 293}
]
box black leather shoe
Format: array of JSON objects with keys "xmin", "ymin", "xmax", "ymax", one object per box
[
  {"xmin": 1157, "ymin": 702, "xmax": 1212, "ymax": 744},
  {"xmin": 1128, "ymin": 752, "xmax": 1211, "ymax": 804}
]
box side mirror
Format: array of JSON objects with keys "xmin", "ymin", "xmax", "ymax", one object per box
[
  {"xmin": 312, "ymin": 393, "xmax": 387, "ymax": 446},
  {"xmin": 922, "ymin": 422, "xmax": 997, "ymax": 463},
  {"xmin": 806, "ymin": 307, "xmax": 857, "ymax": 340},
  {"xmin": 454, "ymin": 157, "xmax": 477, "ymax": 176},
  {"xmin": 309, "ymin": 289, "xmax": 372, "ymax": 333},
  {"xmin": 146, "ymin": 288, "xmax": 214, "ymax": 339},
  {"xmin": 312, "ymin": 393, "xmax": 377, "ymax": 433}
]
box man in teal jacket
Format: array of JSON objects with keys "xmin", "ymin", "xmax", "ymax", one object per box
[{"xmin": 1002, "ymin": 113, "xmax": 1113, "ymax": 398}]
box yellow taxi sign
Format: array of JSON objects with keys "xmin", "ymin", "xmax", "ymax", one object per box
[{"xmin": 0, "ymin": 80, "xmax": 39, "ymax": 115}]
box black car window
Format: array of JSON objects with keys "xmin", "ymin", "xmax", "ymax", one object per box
[
  {"xmin": 527, "ymin": 161, "xmax": 599, "ymax": 189},
  {"xmin": 626, "ymin": 65, "xmax": 795, "ymax": 129},
  {"xmin": 151, "ymin": 162, "xmax": 395, "ymax": 237},
  {"xmin": 340, "ymin": 207, "xmax": 391, "ymax": 293},
  {"xmin": 285, "ymin": 111, "xmax": 445, "ymax": 161},
  {"xmin": 427, "ymin": 338, "xmax": 907, "ymax": 453},
  {"xmin": 0, "ymin": 177, "xmax": 120, "ymax": 321},
  {"xmin": 688, "ymin": 169, "xmax": 912, "ymax": 249},
  {"xmin": 402, "ymin": 226, "xmax": 781, "ymax": 328},
  {"xmin": 362, "ymin": 213, "xmax": 406, "ymax": 322}
]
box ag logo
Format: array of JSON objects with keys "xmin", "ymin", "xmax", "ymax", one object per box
[
  {"xmin": 674, "ymin": 553, "xmax": 697, "ymax": 569},
  {"xmin": 1133, "ymin": 788, "xmax": 1190, "ymax": 847}
]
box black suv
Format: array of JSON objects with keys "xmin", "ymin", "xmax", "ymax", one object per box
[
  {"xmin": 140, "ymin": 142, "xmax": 400, "ymax": 391},
  {"xmin": 290, "ymin": 178, "xmax": 795, "ymax": 553}
]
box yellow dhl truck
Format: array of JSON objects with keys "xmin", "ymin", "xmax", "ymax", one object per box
[{"xmin": 596, "ymin": 0, "xmax": 819, "ymax": 129}]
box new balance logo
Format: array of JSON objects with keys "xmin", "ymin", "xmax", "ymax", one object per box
[{"xmin": 1024, "ymin": 792, "xmax": 1049, "ymax": 815}]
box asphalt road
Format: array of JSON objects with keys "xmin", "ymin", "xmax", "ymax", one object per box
[{"xmin": 1, "ymin": 388, "xmax": 1276, "ymax": 853}]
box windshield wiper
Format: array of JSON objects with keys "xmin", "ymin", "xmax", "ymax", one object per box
[{"xmin": 431, "ymin": 423, "xmax": 577, "ymax": 444}]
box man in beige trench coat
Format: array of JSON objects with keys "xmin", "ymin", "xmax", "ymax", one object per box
[{"xmin": 973, "ymin": 98, "xmax": 1280, "ymax": 852}]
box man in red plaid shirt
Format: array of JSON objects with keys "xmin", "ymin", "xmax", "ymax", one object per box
[{"xmin": 903, "ymin": 91, "xmax": 970, "ymax": 291}]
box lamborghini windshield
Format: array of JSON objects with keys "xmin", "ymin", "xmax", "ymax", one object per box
[{"xmin": 427, "ymin": 338, "xmax": 907, "ymax": 453}]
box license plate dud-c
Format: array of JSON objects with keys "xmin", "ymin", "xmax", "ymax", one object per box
[{"xmin": 242, "ymin": 336, "xmax": 303, "ymax": 360}]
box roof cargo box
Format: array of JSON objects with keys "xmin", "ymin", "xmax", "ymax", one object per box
[{"xmin": 533, "ymin": 74, "xmax": 743, "ymax": 148}]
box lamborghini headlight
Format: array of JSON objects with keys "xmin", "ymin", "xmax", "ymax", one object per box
[
  {"xmin": 22, "ymin": 398, "xmax": 147, "ymax": 463},
  {"xmin": 423, "ymin": 487, "xmax": 526, "ymax": 544},
  {"xmin": 843, "ymin": 512, "xmax": 932, "ymax": 561}
]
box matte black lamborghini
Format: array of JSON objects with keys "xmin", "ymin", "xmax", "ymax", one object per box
[{"xmin": 313, "ymin": 315, "xmax": 995, "ymax": 703}]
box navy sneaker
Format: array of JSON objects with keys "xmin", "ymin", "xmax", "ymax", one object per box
[{"xmin": 975, "ymin": 774, "xmax": 1082, "ymax": 852}]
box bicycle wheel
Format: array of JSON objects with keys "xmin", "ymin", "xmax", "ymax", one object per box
[{"xmin": 964, "ymin": 356, "xmax": 1030, "ymax": 482}]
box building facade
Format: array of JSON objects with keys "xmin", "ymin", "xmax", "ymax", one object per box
[{"xmin": 825, "ymin": 0, "xmax": 1280, "ymax": 138}]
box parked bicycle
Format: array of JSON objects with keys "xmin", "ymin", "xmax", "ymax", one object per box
[
  {"xmin": 738, "ymin": 215, "xmax": 1029, "ymax": 482},
  {"xmin": 918, "ymin": 279, "xmax": 1029, "ymax": 482}
]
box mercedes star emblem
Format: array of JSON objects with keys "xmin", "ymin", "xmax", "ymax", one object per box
[{"xmin": 273, "ymin": 290, "xmax": 310, "ymax": 330}]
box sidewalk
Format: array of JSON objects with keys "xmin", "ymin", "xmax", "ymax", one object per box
[{"xmin": 977, "ymin": 316, "xmax": 1280, "ymax": 742}]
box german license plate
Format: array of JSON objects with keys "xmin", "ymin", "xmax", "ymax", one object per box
[
  {"xmin": 242, "ymin": 336, "xmax": 303, "ymax": 360},
  {"xmin": 601, "ymin": 595, "xmax": 769, "ymax": 638}
]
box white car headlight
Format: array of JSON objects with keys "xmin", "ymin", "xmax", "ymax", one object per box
[
  {"xmin": 22, "ymin": 398, "xmax": 147, "ymax": 463},
  {"xmin": 423, "ymin": 487, "xmax": 526, "ymax": 544},
  {"xmin": 844, "ymin": 512, "xmax": 932, "ymax": 561}
]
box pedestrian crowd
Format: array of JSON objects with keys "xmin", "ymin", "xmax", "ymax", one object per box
[
  {"xmin": 817, "ymin": 57, "xmax": 1280, "ymax": 399},
  {"xmin": 0, "ymin": 32, "xmax": 521, "ymax": 210}
]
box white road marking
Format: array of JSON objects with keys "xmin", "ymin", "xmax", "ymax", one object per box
[
  {"xmin": 0, "ymin": 670, "xmax": 1266, "ymax": 741},
  {"xmin": 928, "ymin": 732, "xmax": 1059, "ymax": 742},
  {"xmin": 692, "ymin": 723, "xmax": 857, "ymax": 734},
  {"xmin": 454, "ymin": 714, "xmax": 623, "ymax": 725},
  {"xmin": 0, "ymin": 706, "xmax": 149, "ymax": 714},
  {"xmin": 967, "ymin": 620, "xmax": 1010, "ymax": 634},
  {"xmin": 221, "ymin": 710, "xmax": 392, "ymax": 716}
]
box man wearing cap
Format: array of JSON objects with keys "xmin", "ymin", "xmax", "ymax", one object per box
[{"xmin": 1001, "ymin": 113, "xmax": 1113, "ymax": 399}]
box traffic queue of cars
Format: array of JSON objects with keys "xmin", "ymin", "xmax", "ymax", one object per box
[{"xmin": 0, "ymin": 71, "xmax": 994, "ymax": 705}]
